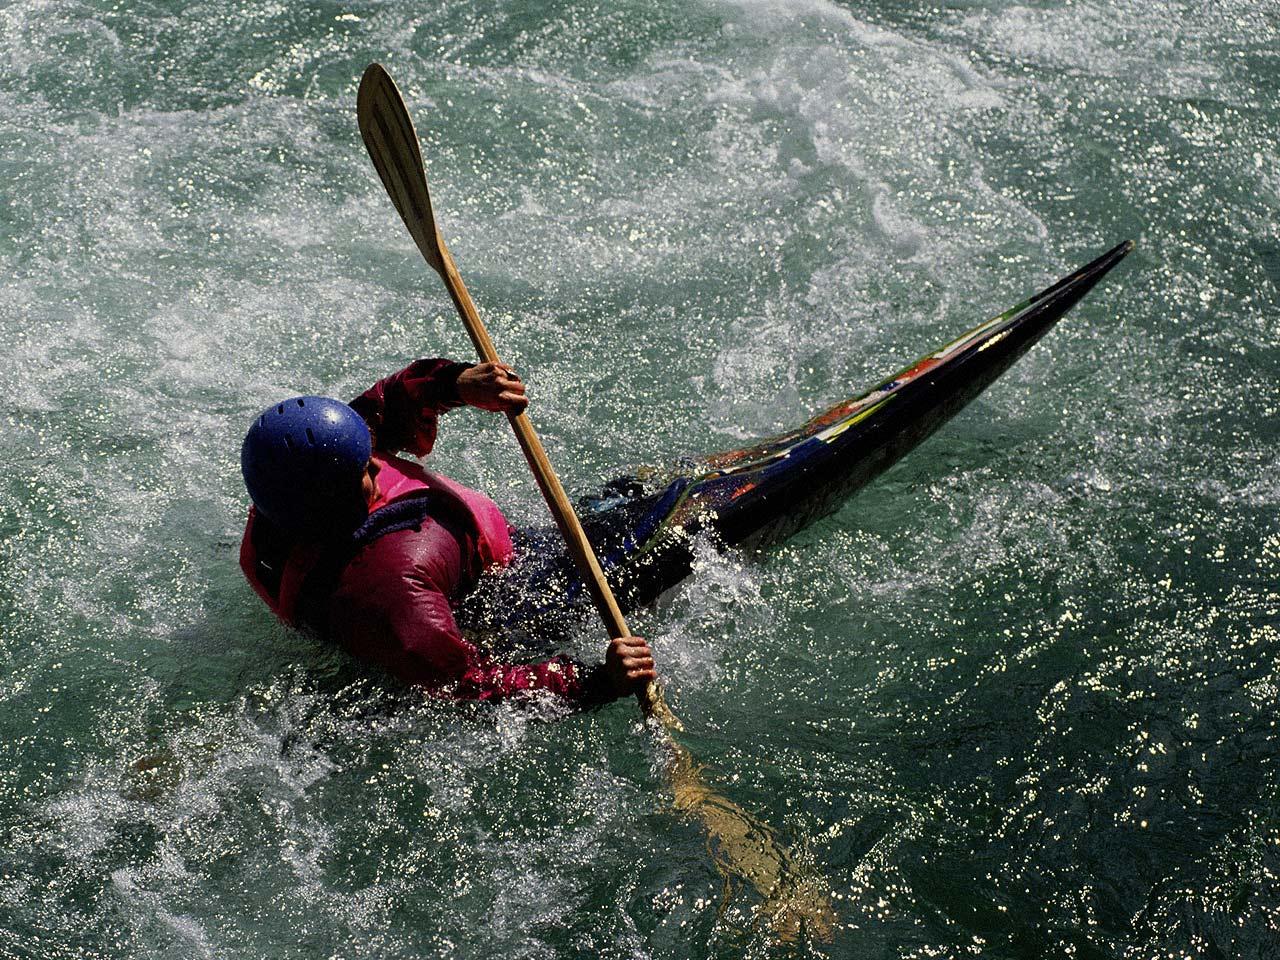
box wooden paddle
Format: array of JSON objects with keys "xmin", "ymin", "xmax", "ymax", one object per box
[{"xmin": 357, "ymin": 62, "xmax": 835, "ymax": 941}]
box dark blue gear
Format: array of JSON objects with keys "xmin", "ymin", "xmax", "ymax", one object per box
[{"xmin": 241, "ymin": 396, "xmax": 373, "ymax": 537}]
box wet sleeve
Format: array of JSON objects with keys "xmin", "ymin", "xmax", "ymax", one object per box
[
  {"xmin": 329, "ymin": 568, "xmax": 613, "ymax": 708},
  {"xmin": 455, "ymin": 648, "xmax": 614, "ymax": 708},
  {"xmin": 348, "ymin": 358, "xmax": 474, "ymax": 456}
]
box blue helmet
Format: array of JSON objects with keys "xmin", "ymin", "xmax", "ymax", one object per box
[{"xmin": 241, "ymin": 396, "xmax": 372, "ymax": 537}]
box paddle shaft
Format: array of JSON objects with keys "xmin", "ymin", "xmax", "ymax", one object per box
[
  {"xmin": 356, "ymin": 62, "xmax": 664, "ymax": 717},
  {"xmin": 434, "ymin": 245, "xmax": 665, "ymax": 714},
  {"xmin": 355, "ymin": 67, "xmax": 839, "ymax": 936}
]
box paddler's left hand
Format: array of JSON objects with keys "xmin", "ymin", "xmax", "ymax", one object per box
[{"xmin": 458, "ymin": 361, "xmax": 528, "ymax": 414}]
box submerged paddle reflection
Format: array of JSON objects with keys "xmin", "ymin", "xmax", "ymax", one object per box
[{"xmin": 665, "ymin": 732, "xmax": 837, "ymax": 942}]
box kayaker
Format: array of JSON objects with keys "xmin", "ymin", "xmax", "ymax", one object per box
[{"xmin": 238, "ymin": 357, "xmax": 657, "ymax": 707}]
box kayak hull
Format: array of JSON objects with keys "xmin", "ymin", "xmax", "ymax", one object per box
[{"xmin": 458, "ymin": 241, "xmax": 1134, "ymax": 640}]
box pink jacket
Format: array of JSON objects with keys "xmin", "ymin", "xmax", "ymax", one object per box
[{"xmin": 240, "ymin": 359, "xmax": 604, "ymax": 705}]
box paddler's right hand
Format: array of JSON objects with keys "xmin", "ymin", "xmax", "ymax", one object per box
[
  {"xmin": 457, "ymin": 361, "xmax": 528, "ymax": 414},
  {"xmin": 604, "ymin": 635, "xmax": 657, "ymax": 698}
]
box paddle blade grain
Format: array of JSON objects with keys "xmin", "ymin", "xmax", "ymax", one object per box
[{"xmin": 357, "ymin": 62, "xmax": 447, "ymax": 277}]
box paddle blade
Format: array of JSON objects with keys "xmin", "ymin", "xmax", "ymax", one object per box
[
  {"xmin": 669, "ymin": 746, "xmax": 836, "ymax": 942},
  {"xmin": 357, "ymin": 62, "xmax": 447, "ymax": 277}
]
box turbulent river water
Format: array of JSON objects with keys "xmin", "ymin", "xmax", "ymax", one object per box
[{"xmin": 3, "ymin": 1, "xmax": 1279, "ymax": 957}]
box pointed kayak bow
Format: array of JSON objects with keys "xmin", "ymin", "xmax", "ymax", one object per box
[{"xmin": 704, "ymin": 239, "xmax": 1138, "ymax": 550}]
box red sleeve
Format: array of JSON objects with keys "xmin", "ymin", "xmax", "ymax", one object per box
[
  {"xmin": 348, "ymin": 358, "xmax": 472, "ymax": 457},
  {"xmin": 332, "ymin": 580, "xmax": 602, "ymax": 704},
  {"xmin": 326, "ymin": 532, "xmax": 609, "ymax": 707}
]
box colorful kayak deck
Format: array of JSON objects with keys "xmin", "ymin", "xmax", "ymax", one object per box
[{"xmin": 457, "ymin": 241, "xmax": 1134, "ymax": 643}]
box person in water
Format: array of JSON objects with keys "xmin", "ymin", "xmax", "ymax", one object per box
[{"xmin": 238, "ymin": 358, "xmax": 657, "ymax": 707}]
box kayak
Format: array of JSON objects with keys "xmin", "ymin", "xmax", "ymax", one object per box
[{"xmin": 457, "ymin": 240, "xmax": 1134, "ymax": 643}]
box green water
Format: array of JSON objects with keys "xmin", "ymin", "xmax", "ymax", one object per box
[{"xmin": 2, "ymin": 0, "xmax": 1279, "ymax": 957}]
